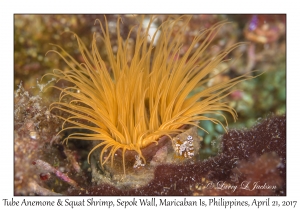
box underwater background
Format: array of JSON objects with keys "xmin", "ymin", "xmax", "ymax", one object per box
[{"xmin": 14, "ymin": 14, "xmax": 286, "ymax": 195}]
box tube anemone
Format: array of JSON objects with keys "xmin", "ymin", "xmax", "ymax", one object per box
[{"xmin": 44, "ymin": 15, "xmax": 253, "ymax": 174}]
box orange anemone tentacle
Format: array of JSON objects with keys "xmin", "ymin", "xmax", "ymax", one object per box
[{"xmin": 43, "ymin": 15, "xmax": 255, "ymax": 174}]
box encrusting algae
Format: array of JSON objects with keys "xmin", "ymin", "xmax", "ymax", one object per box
[{"xmin": 42, "ymin": 15, "xmax": 255, "ymax": 175}]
